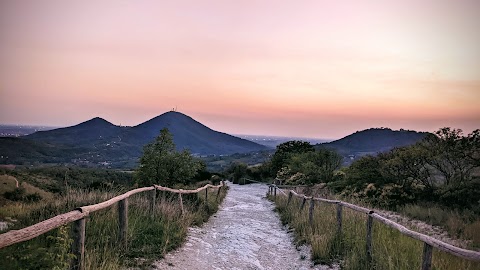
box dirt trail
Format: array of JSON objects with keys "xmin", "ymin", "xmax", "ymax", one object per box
[{"xmin": 152, "ymin": 183, "xmax": 333, "ymax": 270}]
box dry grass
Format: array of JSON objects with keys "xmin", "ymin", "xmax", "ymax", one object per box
[
  {"xmin": 0, "ymin": 185, "xmax": 228, "ymax": 269},
  {"xmin": 271, "ymin": 194, "xmax": 480, "ymax": 270},
  {"xmin": 400, "ymin": 204, "xmax": 480, "ymax": 250}
]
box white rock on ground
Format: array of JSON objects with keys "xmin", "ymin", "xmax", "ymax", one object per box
[{"xmin": 151, "ymin": 182, "xmax": 336, "ymax": 270}]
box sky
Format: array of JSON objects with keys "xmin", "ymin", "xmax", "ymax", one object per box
[{"xmin": 1, "ymin": 0, "xmax": 479, "ymax": 140}]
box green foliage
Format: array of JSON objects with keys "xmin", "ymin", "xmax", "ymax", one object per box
[
  {"xmin": 422, "ymin": 127, "xmax": 480, "ymax": 185},
  {"xmin": 285, "ymin": 149, "xmax": 342, "ymax": 184},
  {"xmin": 271, "ymin": 194, "xmax": 480, "ymax": 270},
  {"xmin": 269, "ymin": 140, "xmax": 314, "ymax": 176},
  {"xmin": 435, "ymin": 178, "xmax": 480, "ymax": 209},
  {"xmin": 230, "ymin": 162, "xmax": 248, "ymax": 184},
  {"xmin": 44, "ymin": 225, "xmax": 76, "ymax": 270},
  {"xmin": 4, "ymin": 187, "xmax": 42, "ymax": 202},
  {"xmin": 135, "ymin": 128, "xmax": 203, "ymax": 187},
  {"xmin": 264, "ymin": 140, "xmax": 342, "ymax": 185},
  {"xmin": 0, "ymin": 185, "xmax": 228, "ymax": 269},
  {"xmin": 224, "ymin": 162, "xmax": 271, "ymax": 184},
  {"xmin": 380, "ymin": 145, "xmax": 433, "ymax": 190},
  {"xmin": 332, "ymin": 127, "xmax": 480, "ymax": 210},
  {"xmin": 400, "ymin": 203, "xmax": 480, "ymax": 249},
  {"xmin": 10, "ymin": 166, "xmax": 133, "ymax": 195},
  {"xmin": 3, "ymin": 225, "xmax": 75, "ymax": 270}
]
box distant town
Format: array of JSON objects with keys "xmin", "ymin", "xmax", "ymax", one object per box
[{"xmin": 0, "ymin": 125, "xmax": 57, "ymax": 137}]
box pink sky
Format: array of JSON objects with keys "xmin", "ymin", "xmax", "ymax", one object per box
[{"xmin": 1, "ymin": 0, "xmax": 479, "ymax": 139}]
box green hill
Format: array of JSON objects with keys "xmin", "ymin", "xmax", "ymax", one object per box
[
  {"xmin": 318, "ymin": 128, "xmax": 429, "ymax": 163},
  {"xmin": 1, "ymin": 112, "xmax": 267, "ymax": 167}
]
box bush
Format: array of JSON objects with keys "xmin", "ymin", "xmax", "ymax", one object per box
[
  {"xmin": 435, "ymin": 179, "xmax": 480, "ymax": 210},
  {"xmin": 4, "ymin": 187, "xmax": 26, "ymax": 201},
  {"xmin": 4, "ymin": 187, "xmax": 42, "ymax": 203}
]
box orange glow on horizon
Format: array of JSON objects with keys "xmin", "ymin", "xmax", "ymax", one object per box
[{"xmin": 1, "ymin": 0, "xmax": 479, "ymax": 139}]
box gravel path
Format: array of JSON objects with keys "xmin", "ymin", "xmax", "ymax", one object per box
[{"xmin": 152, "ymin": 183, "xmax": 332, "ymax": 270}]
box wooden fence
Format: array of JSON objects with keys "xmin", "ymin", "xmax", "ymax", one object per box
[
  {"xmin": 0, "ymin": 182, "xmax": 225, "ymax": 270},
  {"xmin": 268, "ymin": 184, "xmax": 480, "ymax": 270}
]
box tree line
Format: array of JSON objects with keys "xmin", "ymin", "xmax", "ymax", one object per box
[
  {"xmin": 335, "ymin": 127, "xmax": 480, "ymax": 209},
  {"xmin": 227, "ymin": 127, "xmax": 479, "ymax": 211}
]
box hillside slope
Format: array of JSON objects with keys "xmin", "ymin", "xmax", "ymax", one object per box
[
  {"xmin": 26, "ymin": 117, "xmax": 124, "ymax": 147},
  {"xmin": 4, "ymin": 112, "xmax": 267, "ymax": 167},
  {"xmin": 318, "ymin": 128, "xmax": 428, "ymax": 162},
  {"xmin": 129, "ymin": 112, "xmax": 267, "ymax": 155}
]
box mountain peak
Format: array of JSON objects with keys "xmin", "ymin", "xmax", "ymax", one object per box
[
  {"xmin": 130, "ymin": 111, "xmax": 268, "ymax": 155},
  {"xmin": 25, "ymin": 111, "xmax": 267, "ymax": 156},
  {"xmin": 78, "ymin": 117, "xmax": 114, "ymax": 127}
]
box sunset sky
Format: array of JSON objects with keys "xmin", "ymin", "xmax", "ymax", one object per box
[{"xmin": 1, "ymin": 0, "xmax": 479, "ymax": 139}]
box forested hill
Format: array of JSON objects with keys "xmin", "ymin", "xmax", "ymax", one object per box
[
  {"xmin": 26, "ymin": 117, "xmax": 123, "ymax": 147},
  {"xmin": 1, "ymin": 112, "xmax": 267, "ymax": 167},
  {"xmin": 128, "ymin": 111, "xmax": 268, "ymax": 155},
  {"xmin": 318, "ymin": 128, "xmax": 429, "ymax": 158},
  {"xmin": 25, "ymin": 111, "xmax": 267, "ymax": 156}
]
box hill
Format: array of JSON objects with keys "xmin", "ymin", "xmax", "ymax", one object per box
[
  {"xmin": 26, "ymin": 117, "xmax": 124, "ymax": 147},
  {"xmin": 318, "ymin": 128, "xmax": 429, "ymax": 163},
  {"xmin": 2, "ymin": 112, "xmax": 268, "ymax": 167},
  {"xmin": 129, "ymin": 112, "xmax": 267, "ymax": 155},
  {"xmin": 0, "ymin": 137, "xmax": 84, "ymax": 164}
]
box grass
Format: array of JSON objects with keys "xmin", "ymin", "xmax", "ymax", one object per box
[
  {"xmin": 270, "ymin": 194, "xmax": 480, "ymax": 270},
  {"xmin": 400, "ymin": 204, "xmax": 480, "ymax": 249},
  {"xmin": 0, "ymin": 174, "xmax": 53, "ymax": 204},
  {"xmin": 0, "ymin": 184, "xmax": 227, "ymax": 269}
]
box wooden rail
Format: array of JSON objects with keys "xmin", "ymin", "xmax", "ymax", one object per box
[
  {"xmin": 268, "ymin": 184, "xmax": 480, "ymax": 269},
  {"xmin": 0, "ymin": 182, "xmax": 225, "ymax": 269}
]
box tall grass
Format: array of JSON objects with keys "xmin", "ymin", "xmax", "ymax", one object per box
[
  {"xmin": 270, "ymin": 194, "xmax": 480, "ymax": 270},
  {"xmin": 400, "ymin": 204, "xmax": 480, "ymax": 249},
  {"xmin": 0, "ymin": 185, "xmax": 227, "ymax": 269}
]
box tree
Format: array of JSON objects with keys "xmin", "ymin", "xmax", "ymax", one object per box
[
  {"xmin": 285, "ymin": 148, "xmax": 342, "ymax": 185},
  {"xmin": 225, "ymin": 162, "xmax": 248, "ymax": 184},
  {"xmin": 270, "ymin": 140, "xmax": 314, "ymax": 176},
  {"xmin": 344, "ymin": 155, "xmax": 384, "ymax": 189},
  {"xmin": 380, "ymin": 145, "xmax": 434, "ymax": 190},
  {"xmin": 421, "ymin": 128, "xmax": 480, "ymax": 185},
  {"xmin": 136, "ymin": 128, "xmax": 202, "ymax": 186}
]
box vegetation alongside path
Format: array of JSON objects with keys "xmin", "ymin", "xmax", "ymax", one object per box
[
  {"xmin": 270, "ymin": 193, "xmax": 480, "ymax": 270},
  {"xmin": 0, "ymin": 183, "xmax": 227, "ymax": 269},
  {"xmin": 0, "ymin": 128, "xmax": 228, "ymax": 269}
]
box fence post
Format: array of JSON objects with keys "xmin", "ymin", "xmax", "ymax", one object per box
[
  {"xmin": 149, "ymin": 187, "xmax": 156, "ymax": 217},
  {"xmin": 274, "ymin": 186, "xmax": 277, "ymax": 200},
  {"xmin": 366, "ymin": 213, "xmax": 373, "ymax": 264},
  {"xmin": 205, "ymin": 187, "xmax": 208, "ymax": 203},
  {"xmin": 336, "ymin": 203, "xmax": 343, "ymax": 236},
  {"xmin": 243, "ymin": 178, "xmax": 246, "ymax": 185},
  {"xmin": 119, "ymin": 198, "xmax": 128, "ymax": 250},
  {"xmin": 308, "ymin": 199, "xmax": 315, "ymax": 225},
  {"xmin": 179, "ymin": 193, "xmax": 184, "ymax": 215},
  {"xmin": 72, "ymin": 217, "xmax": 86, "ymax": 270},
  {"xmin": 216, "ymin": 186, "xmax": 222, "ymax": 202},
  {"xmin": 287, "ymin": 191, "xmax": 293, "ymax": 206},
  {"xmin": 300, "ymin": 197, "xmax": 307, "ymax": 211},
  {"xmin": 421, "ymin": 243, "xmax": 433, "ymax": 270}
]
